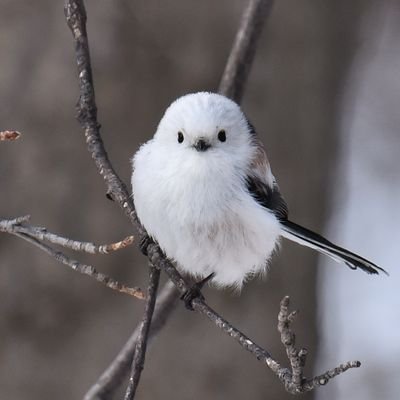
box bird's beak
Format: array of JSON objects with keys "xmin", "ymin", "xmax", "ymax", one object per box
[{"xmin": 193, "ymin": 139, "xmax": 211, "ymax": 152}]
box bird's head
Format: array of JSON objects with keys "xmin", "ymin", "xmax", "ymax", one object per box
[{"xmin": 154, "ymin": 92, "xmax": 255, "ymax": 165}]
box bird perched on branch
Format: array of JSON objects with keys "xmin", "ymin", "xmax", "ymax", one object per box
[{"xmin": 132, "ymin": 92, "xmax": 386, "ymax": 296}]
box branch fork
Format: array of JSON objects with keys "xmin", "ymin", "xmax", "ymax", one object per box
[
  {"xmin": 276, "ymin": 296, "xmax": 360, "ymax": 394},
  {"xmin": 0, "ymin": 215, "xmax": 143, "ymax": 299}
]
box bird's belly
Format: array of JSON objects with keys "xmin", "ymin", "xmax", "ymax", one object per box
[
  {"xmin": 159, "ymin": 203, "xmax": 281, "ymax": 289},
  {"xmin": 133, "ymin": 153, "xmax": 281, "ymax": 288}
]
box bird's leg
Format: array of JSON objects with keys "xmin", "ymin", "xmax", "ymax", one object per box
[
  {"xmin": 181, "ymin": 273, "xmax": 215, "ymax": 311},
  {"xmin": 139, "ymin": 234, "xmax": 154, "ymax": 256}
]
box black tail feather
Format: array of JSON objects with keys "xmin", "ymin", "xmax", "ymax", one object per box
[{"xmin": 280, "ymin": 220, "xmax": 387, "ymax": 275}]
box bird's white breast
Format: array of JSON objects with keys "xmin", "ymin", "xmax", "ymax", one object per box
[{"xmin": 132, "ymin": 140, "xmax": 281, "ymax": 288}]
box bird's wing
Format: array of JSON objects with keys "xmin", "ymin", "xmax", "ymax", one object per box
[
  {"xmin": 246, "ymin": 173, "xmax": 288, "ymax": 221},
  {"xmin": 246, "ymin": 119, "xmax": 288, "ymax": 220}
]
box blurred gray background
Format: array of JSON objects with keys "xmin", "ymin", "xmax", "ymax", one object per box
[{"xmin": 0, "ymin": 1, "xmax": 398, "ymax": 399}]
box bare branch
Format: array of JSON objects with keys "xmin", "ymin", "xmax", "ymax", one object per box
[
  {"xmin": 83, "ymin": 281, "xmax": 179, "ymax": 400},
  {"xmin": 218, "ymin": 0, "xmax": 274, "ymax": 102},
  {"xmin": 191, "ymin": 295, "xmax": 360, "ymax": 394},
  {"xmin": 276, "ymin": 296, "xmax": 360, "ymax": 393},
  {"xmin": 1, "ymin": 216, "xmax": 140, "ymax": 297},
  {"xmin": 8, "ymin": 231, "xmax": 144, "ymax": 299},
  {"xmin": 64, "ymin": 0, "xmax": 139, "ymax": 229},
  {"xmin": 124, "ymin": 265, "xmax": 160, "ymax": 400},
  {"xmin": 0, "ymin": 130, "xmax": 21, "ymax": 141},
  {"xmin": 0, "ymin": 215, "xmax": 31, "ymax": 229},
  {"xmin": 0, "ymin": 216, "xmax": 134, "ymax": 254}
]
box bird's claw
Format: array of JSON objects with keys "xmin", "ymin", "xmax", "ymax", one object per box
[
  {"xmin": 139, "ymin": 235, "xmax": 154, "ymax": 256},
  {"xmin": 181, "ymin": 273, "xmax": 215, "ymax": 311}
]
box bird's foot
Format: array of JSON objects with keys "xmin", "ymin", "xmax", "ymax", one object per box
[
  {"xmin": 139, "ymin": 234, "xmax": 154, "ymax": 256},
  {"xmin": 181, "ymin": 273, "xmax": 215, "ymax": 311}
]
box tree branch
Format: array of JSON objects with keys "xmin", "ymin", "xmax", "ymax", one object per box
[
  {"xmin": 124, "ymin": 265, "xmax": 160, "ymax": 400},
  {"xmin": 0, "ymin": 215, "xmax": 134, "ymax": 254},
  {"xmin": 218, "ymin": 0, "xmax": 274, "ymax": 102},
  {"xmin": 63, "ymin": 0, "xmax": 139, "ymax": 229},
  {"xmin": 0, "ymin": 215, "xmax": 30, "ymax": 228},
  {"xmin": 83, "ymin": 281, "xmax": 179, "ymax": 400},
  {"xmin": 64, "ymin": 0, "xmax": 360, "ymax": 397},
  {"xmin": 1, "ymin": 216, "xmax": 144, "ymax": 299},
  {"xmin": 190, "ymin": 295, "xmax": 360, "ymax": 395}
]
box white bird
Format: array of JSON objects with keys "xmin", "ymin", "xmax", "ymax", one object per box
[{"xmin": 132, "ymin": 92, "xmax": 385, "ymax": 294}]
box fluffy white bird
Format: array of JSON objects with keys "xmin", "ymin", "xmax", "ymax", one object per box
[{"xmin": 132, "ymin": 92, "xmax": 385, "ymax": 291}]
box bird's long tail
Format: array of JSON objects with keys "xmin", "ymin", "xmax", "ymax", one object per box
[{"xmin": 279, "ymin": 220, "xmax": 387, "ymax": 275}]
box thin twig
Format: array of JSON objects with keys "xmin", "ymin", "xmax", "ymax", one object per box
[
  {"xmin": 124, "ymin": 265, "xmax": 160, "ymax": 400},
  {"xmin": 0, "ymin": 216, "xmax": 134, "ymax": 254},
  {"xmin": 1, "ymin": 216, "xmax": 140, "ymax": 297},
  {"xmin": 275, "ymin": 296, "xmax": 360, "ymax": 393},
  {"xmin": 0, "ymin": 215, "xmax": 31, "ymax": 229},
  {"xmin": 10, "ymin": 232, "xmax": 144, "ymax": 299},
  {"xmin": 83, "ymin": 281, "xmax": 179, "ymax": 400},
  {"xmin": 64, "ymin": 0, "xmax": 359, "ymax": 397},
  {"xmin": 218, "ymin": 0, "xmax": 275, "ymax": 102},
  {"xmin": 0, "ymin": 130, "xmax": 21, "ymax": 141},
  {"xmin": 278, "ymin": 296, "xmax": 303, "ymax": 386}
]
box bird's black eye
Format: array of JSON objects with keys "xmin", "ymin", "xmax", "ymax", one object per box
[
  {"xmin": 218, "ymin": 129, "xmax": 226, "ymax": 142},
  {"xmin": 177, "ymin": 131, "xmax": 184, "ymax": 143}
]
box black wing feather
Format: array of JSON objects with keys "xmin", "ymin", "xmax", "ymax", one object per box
[{"xmin": 246, "ymin": 175, "xmax": 288, "ymax": 221}]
